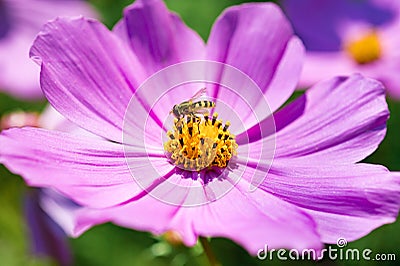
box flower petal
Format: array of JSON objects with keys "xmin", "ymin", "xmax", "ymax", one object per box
[
  {"xmin": 113, "ymin": 0, "xmax": 205, "ymax": 74},
  {"xmin": 113, "ymin": 0, "xmax": 206, "ymax": 130},
  {"xmin": 38, "ymin": 189, "xmax": 86, "ymax": 238},
  {"xmin": 30, "ymin": 17, "xmax": 147, "ymax": 142},
  {"xmin": 259, "ymin": 162, "xmax": 400, "ymax": 243},
  {"xmin": 276, "ymin": 74, "xmax": 387, "ymax": 163},
  {"xmin": 189, "ymin": 178, "xmax": 322, "ymax": 254},
  {"xmin": 240, "ymin": 74, "xmax": 388, "ymax": 163},
  {"xmin": 206, "ymin": 3, "xmax": 303, "ymax": 114},
  {"xmin": 0, "ymin": 127, "xmax": 165, "ymax": 207},
  {"xmin": 65, "ymin": 178, "xmax": 322, "ymax": 255}
]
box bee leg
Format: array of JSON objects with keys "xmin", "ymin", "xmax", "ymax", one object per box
[{"xmin": 190, "ymin": 113, "xmax": 201, "ymax": 123}]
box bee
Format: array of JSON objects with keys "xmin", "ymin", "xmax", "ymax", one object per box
[{"xmin": 170, "ymin": 88, "xmax": 215, "ymax": 119}]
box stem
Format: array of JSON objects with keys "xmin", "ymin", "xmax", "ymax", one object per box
[{"xmin": 199, "ymin": 237, "xmax": 220, "ymax": 266}]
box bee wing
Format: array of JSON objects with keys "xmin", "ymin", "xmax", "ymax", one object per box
[
  {"xmin": 189, "ymin": 87, "xmax": 208, "ymax": 101},
  {"xmin": 194, "ymin": 108, "xmax": 212, "ymax": 114}
]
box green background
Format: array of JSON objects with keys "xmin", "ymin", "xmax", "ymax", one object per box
[{"xmin": 0, "ymin": 0, "xmax": 399, "ymax": 265}]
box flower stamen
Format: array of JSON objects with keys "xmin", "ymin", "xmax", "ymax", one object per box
[
  {"xmin": 345, "ymin": 31, "xmax": 381, "ymax": 64},
  {"xmin": 164, "ymin": 113, "xmax": 237, "ymax": 171}
]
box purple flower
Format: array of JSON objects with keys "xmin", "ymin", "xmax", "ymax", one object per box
[
  {"xmin": 0, "ymin": 0, "xmax": 96, "ymax": 99},
  {"xmin": 0, "ymin": 0, "xmax": 399, "ymax": 255},
  {"xmin": 24, "ymin": 189, "xmax": 74, "ymax": 266},
  {"xmin": 282, "ymin": 0, "xmax": 400, "ymax": 98}
]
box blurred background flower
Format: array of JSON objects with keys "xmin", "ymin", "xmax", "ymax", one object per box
[
  {"xmin": 282, "ymin": 0, "xmax": 400, "ymax": 99},
  {"xmin": 0, "ymin": 0, "xmax": 97, "ymax": 99},
  {"xmin": 24, "ymin": 188, "xmax": 73, "ymax": 266}
]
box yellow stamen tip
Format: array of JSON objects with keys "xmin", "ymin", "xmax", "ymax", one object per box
[{"xmin": 164, "ymin": 114, "xmax": 237, "ymax": 171}]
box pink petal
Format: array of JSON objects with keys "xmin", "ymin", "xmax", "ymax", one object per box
[
  {"xmin": 114, "ymin": 0, "xmax": 205, "ymax": 74},
  {"xmin": 0, "ymin": 127, "xmax": 164, "ymax": 207},
  {"xmin": 30, "ymin": 17, "xmax": 148, "ymax": 142},
  {"xmin": 61, "ymin": 177, "xmax": 323, "ymax": 255},
  {"xmin": 189, "ymin": 178, "xmax": 322, "ymax": 254},
  {"xmin": 240, "ymin": 74, "xmax": 388, "ymax": 163},
  {"xmin": 206, "ymin": 3, "xmax": 303, "ymax": 114},
  {"xmin": 39, "ymin": 189, "xmax": 86, "ymax": 237},
  {"xmin": 259, "ymin": 162, "xmax": 400, "ymax": 243},
  {"xmin": 275, "ymin": 74, "xmax": 388, "ymax": 163},
  {"xmin": 113, "ymin": 0, "xmax": 206, "ymax": 130}
]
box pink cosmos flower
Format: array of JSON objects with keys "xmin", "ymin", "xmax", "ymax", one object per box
[
  {"xmin": 282, "ymin": 0, "xmax": 400, "ymax": 98},
  {"xmin": 0, "ymin": 0, "xmax": 399, "ymax": 255},
  {"xmin": 0, "ymin": 0, "xmax": 96, "ymax": 99}
]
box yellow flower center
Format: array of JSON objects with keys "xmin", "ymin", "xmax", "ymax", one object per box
[
  {"xmin": 345, "ymin": 31, "xmax": 381, "ymax": 64},
  {"xmin": 164, "ymin": 113, "xmax": 237, "ymax": 171}
]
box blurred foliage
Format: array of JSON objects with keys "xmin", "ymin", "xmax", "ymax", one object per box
[
  {"xmin": 0, "ymin": 92, "xmax": 46, "ymax": 114},
  {"xmin": 1, "ymin": 0, "xmax": 400, "ymax": 266}
]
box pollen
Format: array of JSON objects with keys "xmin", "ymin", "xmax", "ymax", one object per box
[
  {"xmin": 164, "ymin": 113, "xmax": 238, "ymax": 171},
  {"xmin": 345, "ymin": 31, "xmax": 381, "ymax": 65}
]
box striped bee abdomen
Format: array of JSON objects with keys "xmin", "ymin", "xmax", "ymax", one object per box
[{"xmin": 192, "ymin": 101, "xmax": 215, "ymax": 108}]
